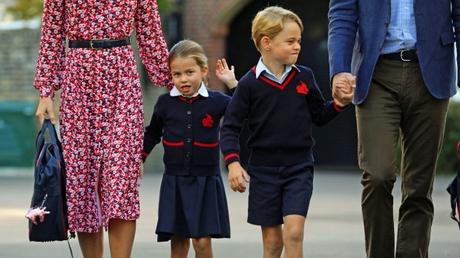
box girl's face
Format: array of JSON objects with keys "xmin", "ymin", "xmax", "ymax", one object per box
[{"xmin": 170, "ymin": 56, "xmax": 208, "ymax": 97}]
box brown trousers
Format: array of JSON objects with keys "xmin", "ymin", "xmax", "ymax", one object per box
[{"xmin": 356, "ymin": 58, "xmax": 449, "ymax": 258}]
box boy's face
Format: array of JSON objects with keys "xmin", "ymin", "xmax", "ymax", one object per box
[
  {"xmin": 170, "ymin": 56, "xmax": 208, "ymax": 97},
  {"xmin": 266, "ymin": 21, "xmax": 302, "ymax": 65}
]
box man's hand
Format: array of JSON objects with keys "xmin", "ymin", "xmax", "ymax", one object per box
[
  {"xmin": 227, "ymin": 162, "xmax": 250, "ymax": 193},
  {"xmin": 35, "ymin": 97, "xmax": 57, "ymax": 124},
  {"xmin": 216, "ymin": 58, "xmax": 238, "ymax": 89},
  {"xmin": 332, "ymin": 72, "xmax": 356, "ymax": 106}
]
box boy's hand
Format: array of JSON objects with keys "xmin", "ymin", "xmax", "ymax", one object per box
[
  {"xmin": 332, "ymin": 73, "xmax": 356, "ymax": 106},
  {"xmin": 227, "ymin": 162, "xmax": 250, "ymax": 193},
  {"xmin": 333, "ymin": 84, "xmax": 355, "ymax": 106},
  {"xmin": 216, "ymin": 58, "xmax": 238, "ymax": 89}
]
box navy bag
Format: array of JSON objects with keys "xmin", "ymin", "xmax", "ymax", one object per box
[
  {"xmin": 447, "ymin": 140, "xmax": 460, "ymax": 229},
  {"xmin": 29, "ymin": 119, "xmax": 69, "ymax": 241}
]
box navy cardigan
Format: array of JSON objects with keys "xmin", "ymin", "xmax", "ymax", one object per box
[
  {"xmin": 143, "ymin": 90, "xmax": 231, "ymax": 176},
  {"xmin": 220, "ymin": 65, "xmax": 345, "ymax": 167}
]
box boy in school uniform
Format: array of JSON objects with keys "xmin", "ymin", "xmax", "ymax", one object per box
[{"xmin": 220, "ymin": 6, "xmax": 354, "ymax": 258}]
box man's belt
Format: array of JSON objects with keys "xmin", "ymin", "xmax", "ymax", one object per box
[{"xmin": 381, "ymin": 49, "xmax": 418, "ymax": 62}]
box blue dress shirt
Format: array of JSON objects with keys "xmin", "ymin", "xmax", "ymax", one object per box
[{"xmin": 381, "ymin": 0, "xmax": 417, "ymax": 54}]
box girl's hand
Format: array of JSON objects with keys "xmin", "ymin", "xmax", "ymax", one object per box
[
  {"xmin": 227, "ymin": 162, "xmax": 250, "ymax": 193},
  {"xmin": 216, "ymin": 58, "xmax": 238, "ymax": 89},
  {"xmin": 35, "ymin": 96, "xmax": 57, "ymax": 124}
]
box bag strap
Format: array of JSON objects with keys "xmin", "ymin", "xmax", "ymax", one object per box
[{"xmin": 67, "ymin": 239, "xmax": 74, "ymax": 258}]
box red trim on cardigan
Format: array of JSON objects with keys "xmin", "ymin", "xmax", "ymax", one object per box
[
  {"xmin": 332, "ymin": 101, "xmax": 345, "ymax": 112},
  {"xmin": 162, "ymin": 139, "xmax": 185, "ymax": 147},
  {"xmin": 224, "ymin": 153, "xmax": 240, "ymax": 161},
  {"xmin": 178, "ymin": 96, "xmax": 200, "ymax": 103},
  {"xmin": 193, "ymin": 141, "xmax": 219, "ymax": 148},
  {"xmin": 141, "ymin": 151, "xmax": 149, "ymax": 162}
]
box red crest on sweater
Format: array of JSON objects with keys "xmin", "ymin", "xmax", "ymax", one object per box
[
  {"xmin": 202, "ymin": 113, "xmax": 214, "ymax": 128},
  {"xmin": 296, "ymin": 81, "xmax": 309, "ymax": 95}
]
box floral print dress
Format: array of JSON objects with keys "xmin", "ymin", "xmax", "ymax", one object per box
[{"xmin": 33, "ymin": 0, "xmax": 170, "ymax": 233}]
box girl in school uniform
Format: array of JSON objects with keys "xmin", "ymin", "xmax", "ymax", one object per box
[{"xmin": 142, "ymin": 39, "xmax": 235, "ymax": 258}]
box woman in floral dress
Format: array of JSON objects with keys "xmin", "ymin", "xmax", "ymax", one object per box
[{"xmin": 34, "ymin": 0, "xmax": 170, "ymax": 257}]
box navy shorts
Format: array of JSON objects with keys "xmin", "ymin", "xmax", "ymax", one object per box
[{"xmin": 247, "ymin": 161, "xmax": 314, "ymax": 226}]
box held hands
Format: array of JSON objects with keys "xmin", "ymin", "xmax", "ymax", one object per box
[
  {"xmin": 332, "ymin": 72, "xmax": 356, "ymax": 107},
  {"xmin": 216, "ymin": 58, "xmax": 238, "ymax": 89},
  {"xmin": 35, "ymin": 97, "xmax": 57, "ymax": 125},
  {"xmin": 227, "ymin": 162, "xmax": 250, "ymax": 193}
]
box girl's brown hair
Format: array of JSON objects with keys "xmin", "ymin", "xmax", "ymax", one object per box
[{"xmin": 168, "ymin": 39, "xmax": 209, "ymax": 84}]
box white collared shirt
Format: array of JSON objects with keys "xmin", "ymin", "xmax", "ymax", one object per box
[
  {"xmin": 170, "ymin": 82, "xmax": 209, "ymax": 98},
  {"xmin": 255, "ymin": 58, "xmax": 299, "ymax": 84}
]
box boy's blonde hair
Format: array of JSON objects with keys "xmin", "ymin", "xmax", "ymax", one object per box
[
  {"xmin": 168, "ymin": 39, "xmax": 208, "ymax": 83},
  {"xmin": 251, "ymin": 6, "xmax": 303, "ymax": 51}
]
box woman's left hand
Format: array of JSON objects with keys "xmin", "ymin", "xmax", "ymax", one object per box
[{"xmin": 35, "ymin": 96, "xmax": 57, "ymax": 125}]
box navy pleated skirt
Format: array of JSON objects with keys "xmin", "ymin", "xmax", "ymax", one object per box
[{"xmin": 155, "ymin": 173, "xmax": 231, "ymax": 242}]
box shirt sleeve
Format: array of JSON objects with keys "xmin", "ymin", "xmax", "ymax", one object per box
[
  {"xmin": 33, "ymin": 0, "xmax": 67, "ymax": 98},
  {"xmin": 135, "ymin": 0, "xmax": 172, "ymax": 88}
]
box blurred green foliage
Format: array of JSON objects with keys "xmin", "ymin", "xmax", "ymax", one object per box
[
  {"xmin": 6, "ymin": 0, "xmax": 43, "ymax": 20},
  {"xmin": 6, "ymin": 0, "xmax": 171, "ymax": 20},
  {"xmin": 395, "ymin": 101, "xmax": 460, "ymax": 174},
  {"xmin": 437, "ymin": 101, "xmax": 460, "ymax": 173}
]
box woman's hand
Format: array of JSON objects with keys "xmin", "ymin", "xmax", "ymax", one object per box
[
  {"xmin": 35, "ymin": 97, "xmax": 57, "ymax": 124},
  {"xmin": 139, "ymin": 164, "xmax": 144, "ymax": 179},
  {"xmin": 216, "ymin": 58, "xmax": 238, "ymax": 89}
]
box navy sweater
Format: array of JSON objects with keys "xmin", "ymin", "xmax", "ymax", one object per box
[
  {"xmin": 143, "ymin": 90, "xmax": 231, "ymax": 176},
  {"xmin": 220, "ymin": 65, "xmax": 344, "ymax": 166}
]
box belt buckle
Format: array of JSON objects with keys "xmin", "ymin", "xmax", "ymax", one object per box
[
  {"xmin": 400, "ymin": 49, "xmax": 411, "ymax": 62},
  {"xmin": 89, "ymin": 39, "xmax": 95, "ymax": 50},
  {"xmin": 89, "ymin": 39, "xmax": 101, "ymax": 50}
]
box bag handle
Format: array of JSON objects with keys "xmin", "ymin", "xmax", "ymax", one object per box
[
  {"xmin": 35, "ymin": 119, "xmax": 62, "ymax": 164},
  {"xmin": 36, "ymin": 119, "xmax": 60, "ymax": 150}
]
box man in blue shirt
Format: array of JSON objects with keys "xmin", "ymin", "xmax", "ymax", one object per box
[{"xmin": 328, "ymin": 0, "xmax": 460, "ymax": 257}]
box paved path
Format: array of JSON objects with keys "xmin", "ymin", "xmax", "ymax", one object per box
[{"xmin": 0, "ymin": 169, "xmax": 458, "ymax": 257}]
